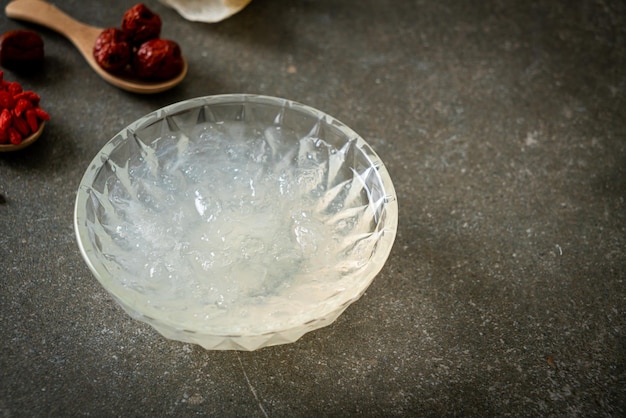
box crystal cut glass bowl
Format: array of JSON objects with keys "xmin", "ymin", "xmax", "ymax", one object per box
[{"xmin": 74, "ymin": 95, "xmax": 398, "ymax": 350}]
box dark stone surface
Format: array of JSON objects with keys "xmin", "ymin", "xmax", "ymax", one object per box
[{"xmin": 1, "ymin": 0, "xmax": 624, "ymax": 416}]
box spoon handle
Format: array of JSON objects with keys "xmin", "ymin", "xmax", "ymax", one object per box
[{"xmin": 5, "ymin": 0, "xmax": 102, "ymax": 59}]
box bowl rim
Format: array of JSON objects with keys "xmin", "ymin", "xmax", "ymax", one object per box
[{"xmin": 74, "ymin": 93, "xmax": 398, "ymax": 339}]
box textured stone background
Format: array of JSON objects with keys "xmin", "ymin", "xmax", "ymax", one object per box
[{"xmin": 1, "ymin": 0, "xmax": 624, "ymax": 416}]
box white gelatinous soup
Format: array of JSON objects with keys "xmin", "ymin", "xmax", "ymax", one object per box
[{"xmin": 94, "ymin": 120, "xmax": 382, "ymax": 334}]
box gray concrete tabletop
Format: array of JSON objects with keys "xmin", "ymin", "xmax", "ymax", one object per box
[{"xmin": 1, "ymin": 0, "xmax": 624, "ymax": 416}]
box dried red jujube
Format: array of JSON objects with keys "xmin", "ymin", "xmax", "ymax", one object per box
[
  {"xmin": 134, "ymin": 39, "xmax": 183, "ymax": 81},
  {"xmin": 93, "ymin": 4, "xmax": 183, "ymax": 82},
  {"xmin": 122, "ymin": 3, "xmax": 162, "ymax": 45},
  {"xmin": 93, "ymin": 28, "xmax": 131, "ymax": 72},
  {"xmin": 0, "ymin": 30, "xmax": 45, "ymax": 72}
]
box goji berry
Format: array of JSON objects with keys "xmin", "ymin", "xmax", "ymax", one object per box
[
  {"xmin": 14, "ymin": 90, "xmax": 40, "ymax": 104},
  {"xmin": 7, "ymin": 81, "xmax": 22, "ymax": 96},
  {"xmin": 34, "ymin": 107, "xmax": 50, "ymax": 121},
  {"xmin": 0, "ymin": 108, "xmax": 12, "ymax": 131},
  {"xmin": 14, "ymin": 98, "xmax": 32, "ymax": 116},
  {"xmin": 8, "ymin": 127, "xmax": 21, "ymax": 144},
  {"xmin": 0, "ymin": 72, "xmax": 49, "ymax": 146},
  {"xmin": 0, "ymin": 91, "xmax": 14, "ymax": 109},
  {"xmin": 13, "ymin": 114, "xmax": 30, "ymax": 136},
  {"xmin": 25, "ymin": 109, "xmax": 38, "ymax": 132}
]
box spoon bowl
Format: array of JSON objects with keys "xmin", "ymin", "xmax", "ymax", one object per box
[
  {"xmin": 0, "ymin": 121, "xmax": 45, "ymax": 152},
  {"xmin": 5, "ymin": 0, "xmax": 187, "ymax": 94}
]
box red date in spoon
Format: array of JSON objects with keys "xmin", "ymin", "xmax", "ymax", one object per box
[{"xmin": 5, "ymin": 0, "xmax": 187, "ymax": 94}]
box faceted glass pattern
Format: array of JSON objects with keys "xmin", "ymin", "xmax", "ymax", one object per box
[{"xmin": 74, "ymin": 95, "xmax": 398, "ymax": 350}]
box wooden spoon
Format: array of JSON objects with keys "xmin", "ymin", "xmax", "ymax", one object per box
[
  {"xmin": 0, "ymin": 121, "xmax": 45, "ymax": 152},
  {"xmin": 5, "ymin": 0, "xmax": 187, "ymax": 94}
]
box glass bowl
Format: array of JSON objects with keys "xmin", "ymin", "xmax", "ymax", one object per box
[{"xmin": 74, "ymin": 95, "xmax": 398, "ymax": 350}]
